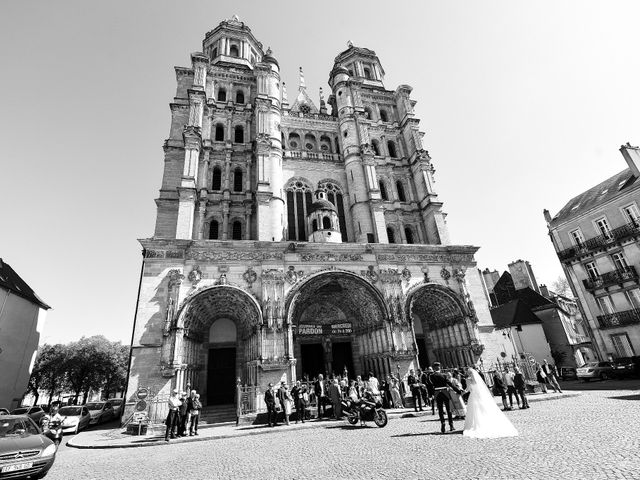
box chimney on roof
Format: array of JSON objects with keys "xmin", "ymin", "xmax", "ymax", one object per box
[
  {"xmin": 620, "ymin": 143, "xmax": 640, "ymax": 178},
  {"xmin": 539, "ymin": 284, "xmax": 550, "ymax": 298},
  {"xmin": 543, "ymin": 209, "xmax": 552, "ymax": 224},
  {"xmin": 508, "ymin": 260, "xmax": 540, "ymax": 294}
]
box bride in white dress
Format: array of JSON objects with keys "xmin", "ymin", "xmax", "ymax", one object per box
[{"xmin": 463, "ymin": 368, "xmax": 519, "ymax": 439}]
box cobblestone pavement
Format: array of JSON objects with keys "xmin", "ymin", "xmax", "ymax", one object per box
[{"xmin": 47, "ymin": 386, "xmax": 640, "ymax": 480}]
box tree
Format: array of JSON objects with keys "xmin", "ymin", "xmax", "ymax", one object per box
[
  {"xmin": 27, "ymin": 344, "xmax": 68, "ymax": 405},
  {"xmin": 551, "ymin": 276, "xmax": 571, "ymax": 297},
  {"xmin": 101, "ymin": 343, "xmax": 129, "ymax": 399}
]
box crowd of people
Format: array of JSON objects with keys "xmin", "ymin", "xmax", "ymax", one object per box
[{"xmin": 164, "ymin": 389, "xmax": 202, "ymax": 442}]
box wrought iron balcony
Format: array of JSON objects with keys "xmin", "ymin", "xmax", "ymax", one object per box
[
  {"xmin": 597, "ymin": 308, "xmax": 640, "ymax": 329},
  {"xmin": 557, "ymin": 221, "xmax": 640, "ymax": 262},
  {"xmin": 582, "ymin": 266, "xmax": 639, "ymax": 291}
]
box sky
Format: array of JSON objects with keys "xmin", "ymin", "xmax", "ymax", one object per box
[{"xmin": 2, "ymin": 1, "xmax": 640, "ymax": 345}]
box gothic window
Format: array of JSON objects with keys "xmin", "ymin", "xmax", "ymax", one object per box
[
  {"xmin": 212, "ymin": 166, "xmax": 222, "ymax": 190},
  {"xmin": 387, "ymin": 140, "xmax": 397, "ymax": 158},
  {"xmin": 288, "ymin": 132, "xmax": 300, "ymax": 149},
  {"xmin": 209, "ymin": 220, "xmax": 219, "ymax": 239},
  {"xmin": 322, "ymin": 216, "xmax": 331, "ymax": 230},
  {"xmin": 234, "ymin": 125, "xmax": 244, "ymax": 143},
  {"xmin": 217, "ymin": 88, "xmax": 227, "ymax": 102},
  {"xmin": 232, "ymin": 221, "xmax": 242, "ymax": 240},
  {"xmin": 312, "ymin": 219, "xmax": 318, "ymax": 232},
  {"xmin": 285, "ymin": 180, "xmax": 313, "ymax": 241},
  {"xmin": 318, "ymin": 180, "xmax": 348, "ymax": 242},
  {"xmin": 405, "ymin": 227, "xmax": 414, "ymax": 244},
  {"xmin": 396, "ymin": 181, "xmax": 406, "ymax": 202},
  {"xmin": 379, "ymin": 109, "xmax": 389, "ymax": 122},
  {"xmin": 371, "ymin": 140, "xmax": 381, "ymax": 156},
  {"xmin": 387, "ymin": 227, "xmax": 396, "ymax": 244},
  {"xmin": 233, "ymin": 168, "xmax": 243, "ymax": 192},
  {"xmin": 379, "ymin": 180, "xmax": 388, "ymax": 200},
  {"xmin": 214, "ymin": 124, "xmax": 224, "ymax": 141},
  {"xmin": 235, "ymin": 90, "xmax": 245, "ymax": 104},
  {"xmin": 229, "ymin": 45, "xmax": 239, "ymax": 57}
]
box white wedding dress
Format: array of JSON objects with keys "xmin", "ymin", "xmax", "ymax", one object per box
[{"xmin": 463, "ymin": 369, "xmax": 518, "ymax": 439}]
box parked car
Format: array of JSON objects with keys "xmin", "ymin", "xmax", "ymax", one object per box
[
  {"xmin": 85, "ymin": 402, "xmax": 115, "ymax": 425},
  {"xmin": 108, "ymin": 398, "xmax": 124, "ymax": 418},
  {"xmin": 559, "ymin": 366, "xmax": 577, "ymax": 381},
  {"xmin": 576, "ymin": 361, "xmax": 615, "ymax": 381},
  {"xmin": 58, "ymin": 406, "xmax": 92, "ymax": 434},
  {"xmin": 0, "ymin": 409, "xmax": 10, "ymax": 416},
  {"xmin": 0, "ymin": 415, "xmax": 57, "ymax": 479},
  {"xmin": 10, "ymin": 406, "xmax": 46, "ymax": 426},
  {"xmin": 611, "ymin": 356, "xmax": 640, "ymax": 379}
]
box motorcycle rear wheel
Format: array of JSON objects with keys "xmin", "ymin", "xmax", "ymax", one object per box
[
  {"xmin": 373, "ymin": 410, "xmax": 388, "ymax": 428},
  {"xmin": 347, "ymin": 415, "xmax": 359, "ymax": 425}
]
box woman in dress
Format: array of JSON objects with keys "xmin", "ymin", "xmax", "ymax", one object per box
[
  {"xmin": 447, "ymin": 372, "xmax": 467, "ymax": 419},
  {"xmin": 390, "ymin": 375, "xmax": 403, "ymax": 408},
  {"xmin": 463, "ymin": 368, "xmax": 518, "ymax": 439}
]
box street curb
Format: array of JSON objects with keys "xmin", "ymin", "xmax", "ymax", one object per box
[{"xmin": 66, "ymin": 392, "xmax": 578, "ymax": 450}]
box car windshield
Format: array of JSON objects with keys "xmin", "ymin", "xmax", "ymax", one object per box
[
  {"xmin": 0, "ymin": 418, "xmax": 27, "ymax": 437},
  {"xmin": 59, "ymin": 407, "xmax": 82, "ymax": 416},
  {"xmin": 85, "ymin": 403, "xmax": 104, "ymax": 410},
  {"xmin": 11, "ymin": 408, "xmax": 29, "ymax": 415}
]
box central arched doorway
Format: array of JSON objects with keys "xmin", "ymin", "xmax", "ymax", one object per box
[
  {"xmin": 286, "ymin": 271, "xmax": 390, "ymax": 379},
  {"xmin": 177, "ymin": 285, "xmax": 262, "ymax": 405}
]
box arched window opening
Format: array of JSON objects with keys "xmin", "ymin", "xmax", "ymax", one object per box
[
  {"xmin": 363, "ymin": 67, "xmax": 372, "ymax": 79},
  {"xmin": 235, "ymin": 90, "xmax": 245, "ymax": 104},
  {"xmin": 320, "ymin": 135, "xmax": 332, "ymax": 153},
  {"xmin": 388, "ymin": 141, "xmax": 397, "ymax": 158},
  {"xmin": 217, "ymin": 88, "xmax": 227, "ymax": 102},
  {"xmin": 364, "ymin": 107, "xmax": 373, "ymax": 119},
  {"xmin": 229, "ymin": 44, "xmax": 239, "ymax": 58},
  {"xmin": 312, "ymin": 219, "xmax": 318, "ymax": 232},
  {"xmin": 396, "ymin": 181, "xmax": 406, "ymax": 202},
  {"xmin": 288, "ymin": 132, "xmax": 300, "ymax": 149},
  {"xmin": 335, "ymin": 137, "xmax": 340, "ymax": 154},
  {"xmin": 380, "ymin": 109, "xmax": 389, "ymax": 122},
  {"xmin": 212, "ymin": 166, "xmax": 222, "ymax": 190},
  {"xmin": 379, "ymin": 181, "xmax": 388, "ymax": 200},
  {"xmin": 234, "ymin": 125, "xmax": 244, "ymax": 143},
  {"xmin": 209, "ymin": 220, "xmax": 219, "ymax": 240},
  {"xmin": 232, "ymin": 221, "xmax": 242, "ymax": 240},
  {"xmin": 214, "ymin": 124, "xmax": 224, "ymax": 141},
  {"xmin": 371, "ymin": 140, "xmax": 380, "ymax": 156},
  {"xmin": 387, "ymin": 227, "xmax": 396, "ymax": 244},
  {"xmin": 286, "ymin": 180, "xmax": 313, "ymax": 241},
  {"xmin": 211, "ymin": 48, "xmax": 218, "ymax": 59},
  {"xmin": 233, "ymin": 168, "xmax": 243, "ymax": 192},
  {"xmin": 322, "ymin": 216, "xmax": 331, "ymax": 230},
  {"xmin": 304, "ymin": 133, "xmax": 317, "ymax": 151},
  {"xmin": 405, "ymin": 227, "xmax": 414, "ymax": 244}
]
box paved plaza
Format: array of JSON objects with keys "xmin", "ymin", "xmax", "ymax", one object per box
[{"xmin": 48, "ymin": 383, "xmax": 639, "ymax": 480}]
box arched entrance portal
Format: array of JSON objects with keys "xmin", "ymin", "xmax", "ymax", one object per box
[
  {"xmin": 407, "ymin": 284, "xmax": 478, "ymax": 368},
  {"xmin": 286, "ymin": 271, "xmax": 390, "ymax": 379},
  {"xmin": 176, "ymin": 285, "xmax": 262, "ymax": 405}
]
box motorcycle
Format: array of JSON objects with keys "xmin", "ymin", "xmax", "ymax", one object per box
[
  {"xmin": 341, "ymin": 394, "xmax": 388, "ymax": 428},
  {"xmin": 42, "ymin": 418, "xmax": 64, "ymax": 447}
]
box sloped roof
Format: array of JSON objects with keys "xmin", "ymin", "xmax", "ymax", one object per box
[
  {"xmin": 514, "ymin": 287, "xmax": 555, "ymax": 310},
  {"xmin": 490, "ymin": 299, "xmax": 542, "ymax": 329},
  {"xmin": 550, "ymin": 168, "xmax": 636, "ymax": 226},
  {"xmin": 0, "ymin": 259, "xmax": 50, "ymax": 309}
]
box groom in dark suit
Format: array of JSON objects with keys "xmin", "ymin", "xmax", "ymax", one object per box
[{"xmin": 429, "ymin": 362, "xmax": 463, "ymax": 434}]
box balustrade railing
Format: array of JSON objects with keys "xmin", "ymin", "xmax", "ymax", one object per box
[
  {"xmin": 597, "ymin": 308, "xmax": 640, "ymax": 329},
  {"xmin": 582, "ymin": 266, "xmax": 638, "ymax": 291},
  {"xmin": 557, "ymin": 222, "xmax": 640, "ymax": 262},
  {"xmin": 284, "ymin": 150, "xmax": 342, "ymax": 162}
]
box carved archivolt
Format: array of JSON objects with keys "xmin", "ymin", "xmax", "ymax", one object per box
[{"xmin": 406, "ymin": 283, "xmax": 467, "ymax": 331}]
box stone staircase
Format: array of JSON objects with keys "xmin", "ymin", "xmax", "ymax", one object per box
[{"xmin": 198, "ymin": 404, "xmax": 236, "ymax": 427}]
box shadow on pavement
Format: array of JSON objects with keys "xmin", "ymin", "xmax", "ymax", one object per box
[
  {"xmin": 561, "ymin": 379, "xmax": 640, "ymax": 391},
  {"xmin": 392, "ymin": 430, "xmax": 463, "ymax": 438},
  {"xmin": 86, "ymin": 418, "xmax": 122, "ymax": 432},
  {"xmin": 608, "ymin": 394, "xmax": 640, "ymax": 401}
]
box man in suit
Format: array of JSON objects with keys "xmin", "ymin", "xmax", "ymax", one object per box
[
  {"xmin": 419, "ymin": 368, "xmax": 430, "ymax": 408},
  {"xmin": 430, "ymin": 362, "xmax": 463, "ymax": 434},
  {"xmin": 314, "ymin": 374, "xmax": 327, "ymax": 420},
  {"xmin": 264, "ymin": 382, "xmax": 277, "ymax": 427},
  {"xmin": 407, "ymin": 369, "xmax": 424, "ymax": 412},
  {"xmin": 328, "ymin": 379, "xmax": 343, "ymax": 419}
]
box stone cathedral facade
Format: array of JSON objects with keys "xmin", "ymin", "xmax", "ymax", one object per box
[{"xmin": 126, "ymin": 16, "xmax": 505, "ymax": 412}]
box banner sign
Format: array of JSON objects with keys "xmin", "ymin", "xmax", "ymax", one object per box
[{"xmin": 296, "ymin": 323, "xmax": 352, "ymax": 336}]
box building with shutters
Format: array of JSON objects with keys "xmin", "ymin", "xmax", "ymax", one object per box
[
  {"xmin": 545, "ymin": 144, "xmax": 640, "ymax": 361},
  {"xmin": 125, "ymin": 16, "xmax": 507, "ymax": 417}
]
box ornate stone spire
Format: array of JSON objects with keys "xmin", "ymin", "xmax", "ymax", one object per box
[
  {"xmin": 298, "ymin": 66, "xmax": 306, "ymax": 90},
  {"xmin": 319, "ymin": 87, "xmax": 327, "ymax": 114},
  {"xmin": 282, "ymin": 81, "xmax": 289, "ymax": 109}
]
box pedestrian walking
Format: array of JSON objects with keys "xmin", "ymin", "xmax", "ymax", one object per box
[
  {"xmin": 513, "ymin": 367, "xmax": 529, "ymax": 409},
  {"xmin": 447, "ymin": 372, "xmax": 467, "ymax": 419},
  {"xmin": 536, "ymin": 363, "xmax": 548, "ymax": 393},
  {"xmin": 430, "ymin": 362, "xmax": 463, "ymax": 434},
  {"xmin": 542, "ymin": 359, "xmax": 563, "ymax": 393}
]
